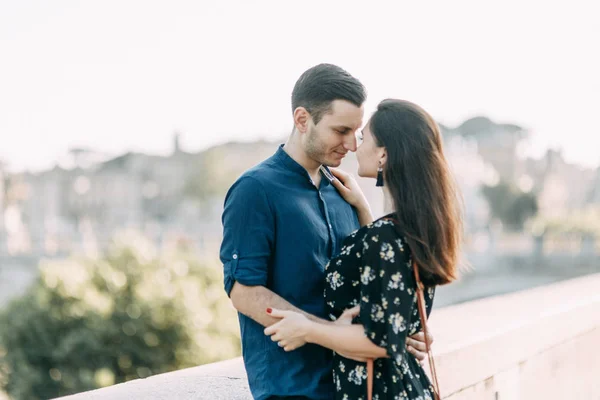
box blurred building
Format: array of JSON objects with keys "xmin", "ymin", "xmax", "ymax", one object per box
[
  {"xmin": 1, "ymin": 123, "xmax": 599, "ymax": 258},
  {"xmin": 525, "ymin": 149, "xmax": 597, "ymax": 217},
  {"xmin": 6, "ymin": 134, "xmax": 210, "ymax": 255}
]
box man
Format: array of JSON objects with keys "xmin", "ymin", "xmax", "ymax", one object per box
[{"xmin": 221, "ymin": 64, "xmax": 430, "ymax": 400}]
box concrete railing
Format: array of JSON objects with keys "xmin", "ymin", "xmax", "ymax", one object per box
[{"xmin": 59, "ymin": 273, "xmax": 600, "ymax": 400}]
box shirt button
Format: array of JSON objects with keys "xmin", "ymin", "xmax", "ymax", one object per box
[{"xmin": 232, "ymin": 254, "xmax": 238, "ymax": 259}]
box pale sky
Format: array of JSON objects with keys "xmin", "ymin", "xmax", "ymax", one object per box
[{"xmin": 1, "ymin": 0, "xmax": 599, "ymax": 172}]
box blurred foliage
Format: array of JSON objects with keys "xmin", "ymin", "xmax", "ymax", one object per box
[
  {"xmin": 530, "ymin": 206, "xmax": 600, "ymax": 237},
  {"xmin": 481, "ymin": 180, "xmax": 538, "ymax": 231},
  {"xmin": 0, "ymin": 232, "xmax": 240, "ymax": 400},
  {"xmin": 451, "ymin": 116, "xmax": 527, "ymax": 139}
]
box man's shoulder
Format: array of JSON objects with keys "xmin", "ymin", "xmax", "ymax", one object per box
[
  {"xmin": 234, "ymin": 157, "xmax": 281, "ymax": 187},
  {"xmin": 227, "ymin": 157, "xmax": 281, "ymax": 197}
]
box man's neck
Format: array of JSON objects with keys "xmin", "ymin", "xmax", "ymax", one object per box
[{"xmin": 283, "ymin": 137, "xmax": 321, "ymax": 184}]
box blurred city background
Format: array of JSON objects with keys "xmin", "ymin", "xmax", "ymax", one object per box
[{"xmin": 1, "ymin": 1, "xmax": 599, "ymax": 399}]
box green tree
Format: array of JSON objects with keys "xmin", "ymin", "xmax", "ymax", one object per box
[
  {"xmin": 0, "ymin": 233, "xmax": 240, "ymax": 400},
  {"xmin": 481, "ymin": 180, "xmax": 538, "ymax": 231}
]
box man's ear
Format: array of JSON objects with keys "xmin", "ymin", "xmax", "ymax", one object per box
[{"xmin": 293, "ymin": 107, "xmax": 311, "ymax": 134}]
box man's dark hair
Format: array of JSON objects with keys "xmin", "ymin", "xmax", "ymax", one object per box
[{"xmin": 291, "ymin": 63, "xmax": 366, "ymax": 125}]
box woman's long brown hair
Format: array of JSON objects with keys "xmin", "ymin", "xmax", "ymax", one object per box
[{"xmin": 370, "ymin": 99, "xmax": 463, "ymax": 285}]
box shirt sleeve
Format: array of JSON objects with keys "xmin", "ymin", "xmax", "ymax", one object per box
[
  {"xmin": 358, "ymin": 222, "xmax": 417, "ymax": 364},
  {"xmin": 220, "ymin": 176, "xmax": 274, "ymax": 297}
]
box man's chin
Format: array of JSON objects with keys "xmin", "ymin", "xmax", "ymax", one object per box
[{"xmin": 323, "ymin": 159, "xmax": 343, "ymax": 168}]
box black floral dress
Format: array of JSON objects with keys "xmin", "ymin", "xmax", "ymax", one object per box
[{"xmin": 324, "ymin": 216, "xmax": 436, "ymax": 400}]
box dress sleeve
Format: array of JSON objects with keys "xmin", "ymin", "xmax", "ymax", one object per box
[{"xmin": 358, "ymin": 221, "xmax": 417, "ymax": 364}]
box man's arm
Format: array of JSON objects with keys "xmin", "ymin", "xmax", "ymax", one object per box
[{"xmin": 230, "ymin": 282, "xmax": 331, "ymax": 327}]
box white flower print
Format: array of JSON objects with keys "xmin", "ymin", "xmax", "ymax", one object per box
[
  {"xmin": 373, "ymin": 219, "xmax": 391, "ymax": 228},
  {"xmin": 348, "ymin": 365, "xmax": 367, "ymax": 385},
  {"xmin": 395, "ymin": 238, "xmax": 405, "ymax": 252},
  {"xmin": 340, "ymin": 243, "xmax": 355, "ymax": 256},
  {"xmin": 371, "ymin": 304, "xmax": 385, "ymax": 322},
  {"xmin": 389, "ymin": 312, "xmax": 407, "ymax": 334},
  {"xmin": 362, "ymin": 241, "xmax": 370, "ymax": 251},
  {"xmin": 380, "ymin": 242, "xmax": 395, "ymax": 262},
  {"xmin": 388, "ymin": 272, "xmax": 403, "ymax": 290},
  {"xmin": 395, "ymin": 352, "xmax": 404, "ymax": 366},
  {"xmin": 326, "ymin": 271, "xmax": 344, "ymax": 290},
  {"xmin": 361, "ymin": 265, "xmax": 376, "ymax": 285}
]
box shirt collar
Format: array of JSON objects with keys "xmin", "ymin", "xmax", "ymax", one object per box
[
  {"xmin": 273, "ymin": 144, "xmax": 332, "ymax": 187},
  {"xmin": 274, "ymin": 144, "xmax": 308, "ymax": 177}
]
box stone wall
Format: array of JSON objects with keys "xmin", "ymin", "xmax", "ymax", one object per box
[{"xmin": 57, "ymin": 273, "xmax": 600, "ymax": 400}]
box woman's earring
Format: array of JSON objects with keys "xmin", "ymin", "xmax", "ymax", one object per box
[{"xmin": 376, "ymin": 163, "xmax": 384, "ymax": 187}]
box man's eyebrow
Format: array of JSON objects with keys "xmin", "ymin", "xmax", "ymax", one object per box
[{"xmin": 333, "ymin": 125, "xmax": 352, "ymax": 131}]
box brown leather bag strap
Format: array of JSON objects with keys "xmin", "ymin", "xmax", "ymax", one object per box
[
  {"xmin": 367, "ymin": 359, "xmax": 373, "ymax": 400},
  {"xmin": 414, "ymin": 262, "xmax": 441, "ymax": 400}
]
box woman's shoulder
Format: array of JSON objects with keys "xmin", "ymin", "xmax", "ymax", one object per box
[
  {"xmin": 341, "ymin": 214, "xmax": 406, "ymax": 249},
  {"xmin": 354, "ymin": 215, "xmax": 408, "ymax": 252},
  {"xmin": 363, "ymin": 214, "xmax": 403, "ymax": 237}
]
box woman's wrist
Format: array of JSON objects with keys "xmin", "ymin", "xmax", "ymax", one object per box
[
  {"xmin": 356, "ymin": 204, "xmax": 374, "ymax": 226},
  {"xmin": 304, "ymin": 320, "xmax": 319, "ymax": 344},
  {"xmin": 356, "ymin": 201, "xmax": 371, "ymax": 216}
]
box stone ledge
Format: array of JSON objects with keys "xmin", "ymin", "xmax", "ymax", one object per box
[
  {"xmin": 57, "ymin": 273, "xmax": 600, "ymax": 399},
  {"xmin": 57, "ymin": 358, "xmax": 251, "ymax": 400},
  {"xmin": 428, "ymin": 272, "xmax": 600, "ymax": 397}
]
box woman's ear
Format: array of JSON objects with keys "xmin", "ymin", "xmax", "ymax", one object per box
[{"xmin": 379, "ymin": 148, "xmax": 388, "ymax": 167}]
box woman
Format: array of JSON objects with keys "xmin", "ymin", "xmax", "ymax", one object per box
[{"xmin": 265, "ymin": 99, "xmax": 463, "ymax": 399}]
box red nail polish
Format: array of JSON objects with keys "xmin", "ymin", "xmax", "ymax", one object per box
[{"xmin": 266, "ymin": 308, "xmax": 272, "ymax": 314}]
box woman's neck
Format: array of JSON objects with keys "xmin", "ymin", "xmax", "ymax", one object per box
[{"xmin": 383, "ymin": 185, "xmax": 396, "ymax": 215}]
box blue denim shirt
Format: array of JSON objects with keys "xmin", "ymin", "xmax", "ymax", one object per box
[{"xmin": 220, "ymin": 145, "xmax": 359, "ymax": 400}]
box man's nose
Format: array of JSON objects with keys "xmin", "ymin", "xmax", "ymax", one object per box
[{"xmin": 344, "ymin": 134, "xmax": 357, "ymax": 152}]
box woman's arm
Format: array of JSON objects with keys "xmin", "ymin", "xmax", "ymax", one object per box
[
  {"xmin": 306, "ymin": 321, "xmax": 388, "ymax": 359},
  {"xmin": 264, "ymin": 308, "xmax": 388, "ymax": 360},
  {"xmin": 355, "ymin": 205, "xmax": 374, "ymax": 227},
  {"xmin": 328, "ymin": 168, "xmax": 374, "ymax": 226}
]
